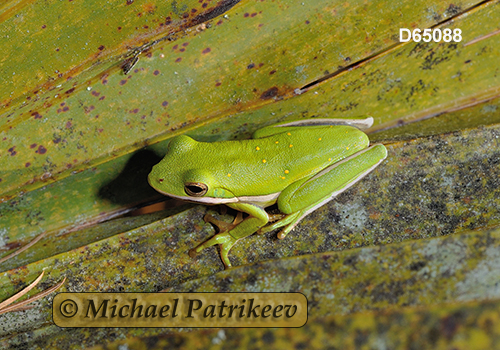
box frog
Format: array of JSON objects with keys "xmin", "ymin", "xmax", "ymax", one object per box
[{"xmin": 148, "ymin": 116, "xmax": 387, "ymax": 268}]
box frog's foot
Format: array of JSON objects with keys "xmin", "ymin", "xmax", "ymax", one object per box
[
  {"xmin": 189, "ymin": 232, "xmax": 238, "ymax": 268},
  {"xmin": 203, "ymin": 214, "xmax": 235, "ymax": 233},
  {"xmin": 256, "ymin": 214, "xmax": 286, "ymax": 234},
  {"xmin": 203, "ymin": 211, "xmax": 244, "ymax": 233},
  {"xmin": 257, "ymin": 212, "xmax": 301, "ymax": 236},
  {"xmin": 232, "ymin": 211, "xmax": 244, "ymax": 225},
  {"xmin": 268, "ymin": 213, "xmax": 287, "ymax": 223}
]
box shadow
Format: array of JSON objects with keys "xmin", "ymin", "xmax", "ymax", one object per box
[{"xmin": 98, "ymin": 149, "xmax": 164, "ymax": 205}]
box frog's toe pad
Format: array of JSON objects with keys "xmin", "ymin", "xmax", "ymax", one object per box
[
  {"xmin": 277, "ymin": 222, "xmax": 298, "ymax": 239},
  {"xmin": 188, "ymin": 248, "xmax": 198, "ymax": 258}
]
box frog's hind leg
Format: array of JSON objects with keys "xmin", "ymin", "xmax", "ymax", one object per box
[{"xmin": 268, "ymin": 144, "xmax": 387, "ymax": 239}]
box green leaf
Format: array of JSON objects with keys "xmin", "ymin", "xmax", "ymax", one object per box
[{"xmin": 1, "ymin": 0, "xmax": 500, "ymax": 348}]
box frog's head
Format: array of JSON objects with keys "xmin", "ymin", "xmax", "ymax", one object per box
[{"xmin": 148, "ymin": 135, "xmax": 236, "ymax": 203}]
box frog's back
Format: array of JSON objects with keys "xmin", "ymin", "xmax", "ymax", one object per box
[{"xmin": 198, "ymin": 125, "xmax": 369, "ymax": 196}]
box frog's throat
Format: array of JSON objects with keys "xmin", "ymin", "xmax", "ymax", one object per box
[{"xmin": 153, "ymin": 190, "xmax": 280, "ymax": 205}]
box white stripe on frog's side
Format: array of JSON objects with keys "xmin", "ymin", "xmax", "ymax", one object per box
[
  {"xmin": 154, "ymin": 189, "xmax": 281, "ymax": 206},
  {"xmin": 273, "ymin": 117, "xmax": 374, "ymax": 130}
]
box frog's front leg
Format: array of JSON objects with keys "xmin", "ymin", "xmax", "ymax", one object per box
[
  {"xmin": 190, "ymin": 203, "xmax": 269, "ymax": 268},
  {"xmin": 260, "ymin": 144, "xmax": 387, "ymax": 238}
]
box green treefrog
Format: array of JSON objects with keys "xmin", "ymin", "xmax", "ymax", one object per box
[{"xmin": 148, "ymin": 117, "xmax": 387, "ymax": 268}]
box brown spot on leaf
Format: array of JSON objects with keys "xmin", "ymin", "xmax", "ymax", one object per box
[
  {"xmin": 66, "ymin": 121, "xmax": 72, "ymax": 128},
  {"xmin": 25, "ymin": 162, "xmax": 31, "ymax": 167},
  {"xmin": 154, "ymin": 70, "xmax": 160, "ymax": 75},
  {"xmin": 269, "ymin": 70, "xmax": 276, "ymax": 75},
  {"xmin": 98, "ymin": 45, "xmax": 105, "ymax": 51},
  {"xmin": 65, "ymin": 88, "xmax": 75, "ymax": 94},
  {"xmin": 162, "ymin": 101, "xmax": 169, "ymax": 107},
  {"xmin": 175, "ymin": 57, "xmax": 182, "ymax": 62},
  {"xmin": 260, "ymin": 87, "xmax": 279, "ymax": 100},
  {"xmin": 120, "ymin": 79, "xmax": 127, "ymax": 85},
  {"xmin": 445, "ymin": 4, "xmax": 461, "ymax": 16},
  {"xmin": 30, "ymin": 143, "xmax": 37, "ymax": 148},
  {"xmin": 247, "ymin": 63, "xmax": 255, "ymax": 69},
  {"xmin": 202, "ymin": 48, "xmax": 211, "ymax": 54},
  {"xmin": 62, "ymin": 106, "xmax": 69, "ymax": 112},
  {"xmin": 37, "ymin": 145, "xmax": 47, "ymax": 154}
]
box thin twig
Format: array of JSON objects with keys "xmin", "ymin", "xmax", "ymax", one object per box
[
  {"xmin": 0, "ymin": 272, "xmax": 66, "ymax": 315},
  {"xmin": 0, "ymin": 231, "xmax": 47, "ymax": 264}
]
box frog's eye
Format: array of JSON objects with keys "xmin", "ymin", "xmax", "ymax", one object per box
[{"xmin": 184, "ymin": 182, "xmax": 208, "ymax": 197}]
